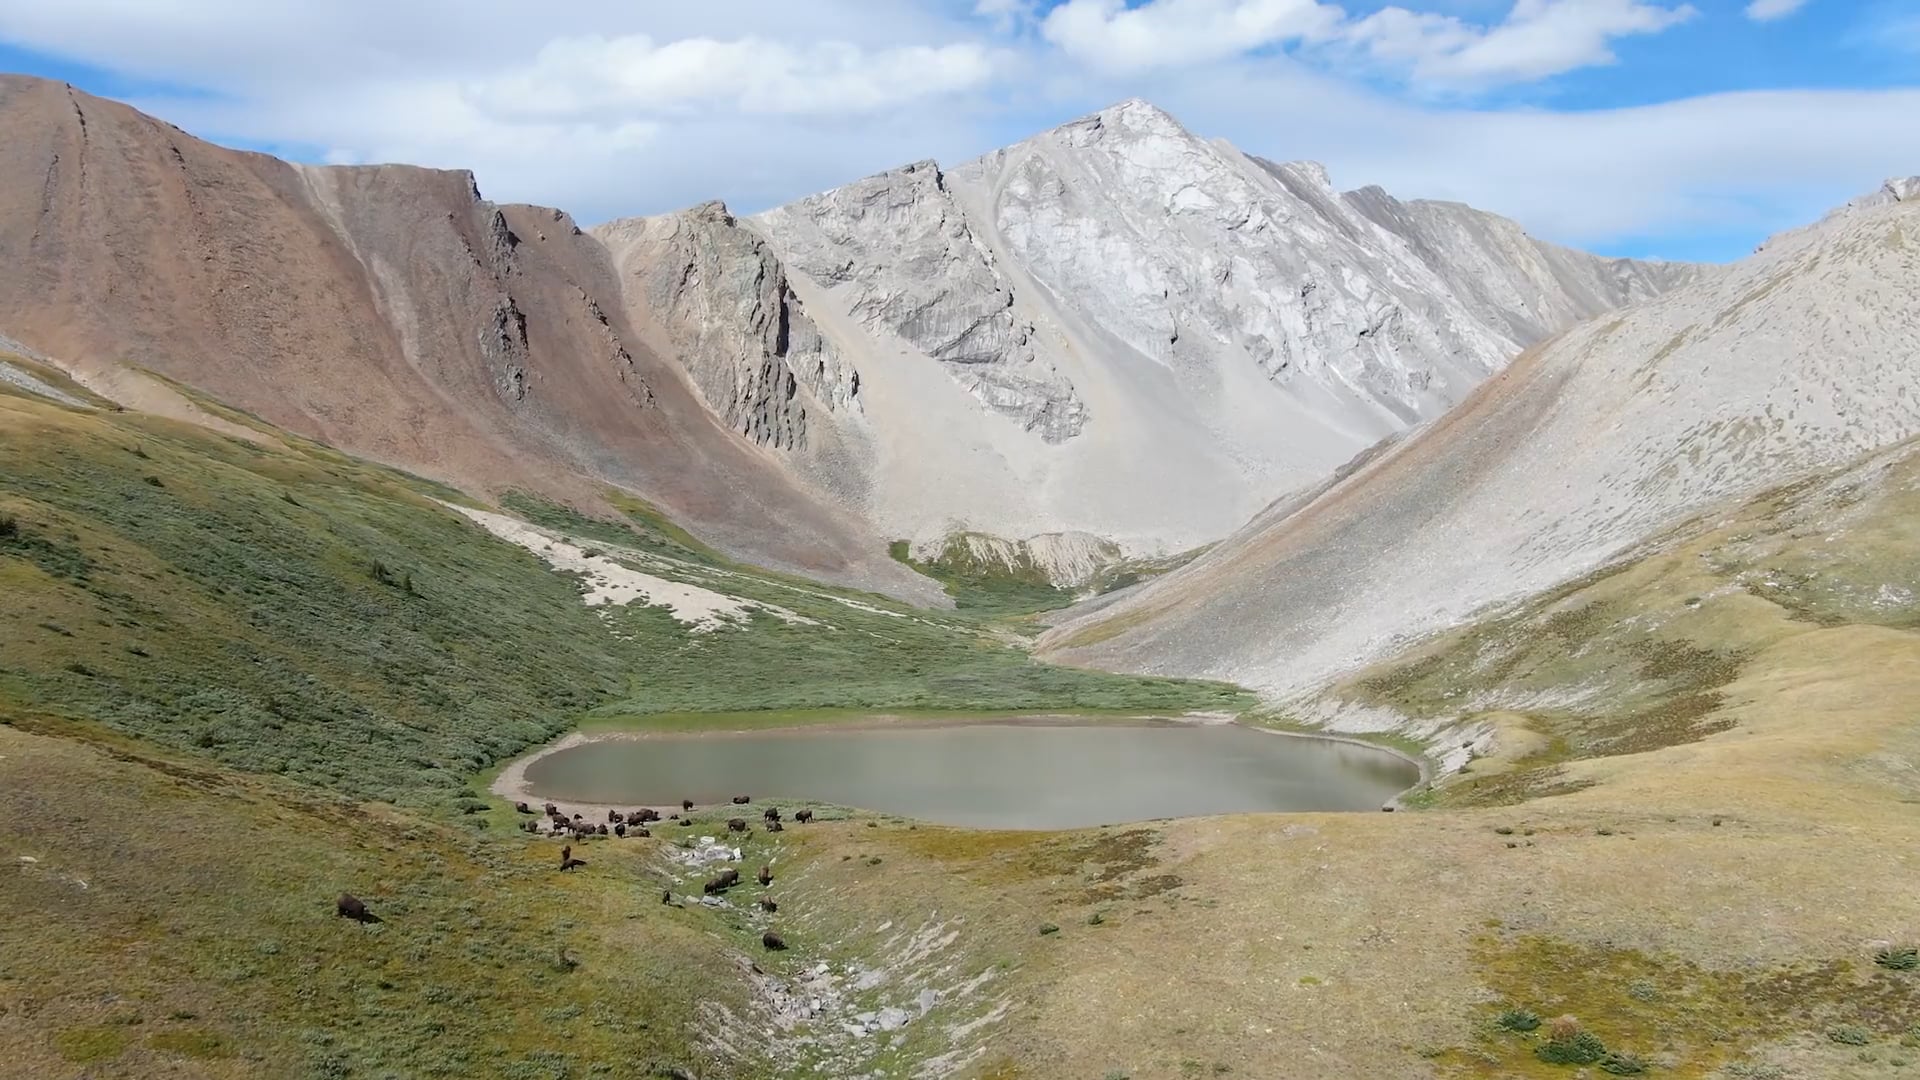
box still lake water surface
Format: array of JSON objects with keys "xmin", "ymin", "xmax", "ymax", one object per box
[{"xmin": 522, "ymin": 720, "xmax": 1419, "ymax": 829}]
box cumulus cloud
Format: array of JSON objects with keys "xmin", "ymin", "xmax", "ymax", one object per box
[
  {"xmin": 469, "ymin": 35, "xmax": 1002, "ymax": 119},
  {"xmin": 1744, "ymin": 0, "xmax": 1809, "ymax": 21},
  {"xmin": 1041, "ymin": 0, "xmax": 1346, "ymax": 72},
  {"xmin": 1346, "ymin": 0, "xmax": 1699, "ymax": 88},
  {"xmin": 1040, "ymin": 0, "xmax": 1696, "ymax": 87},
  {"xmin": 0, "ymin": 0, "xmax": 1910, "ymax": 257}
]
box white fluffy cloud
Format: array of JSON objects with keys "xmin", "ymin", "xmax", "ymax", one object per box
[
  {"xmin": 1041, "ymin": 0, "xmax": 1346, "ymax": 72},
  {"xmin": 1040, "ymin": 0, "xmax": 1696, "ymax": 88},
  {"xmin": 470, "ymin": 35, "xmax": 1002, "ymax": 120},
  {"xmin": 1346, "ymin": 0, "xmax": 1698, "ymax": 88},
  {"xmin": 1744, "ymin": 0, "xmax": 1809, "ymax": 21},
  {"xmin": 0, "ymin": 0, "xmax": 1910, "ymax": 258}
]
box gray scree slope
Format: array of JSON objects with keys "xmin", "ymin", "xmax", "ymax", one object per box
[
  {"xmin": 616, "ymin": 99, "xmax": 1696, "ymax": 563},
  {"xmin": 1039, "ymin": 180, "xmax": 1920, "ymax": 696}
]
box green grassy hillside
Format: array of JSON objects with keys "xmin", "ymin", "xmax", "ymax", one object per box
[
  {"xmin": 0, "ymin": 380, "xmax": 1245, "ymax": 813},
  {"xmin": 0, "ymin": 371, "xmax": 1249, "ymax": 1077}
]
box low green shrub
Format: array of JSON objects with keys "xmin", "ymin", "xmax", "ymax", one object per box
[
  {"xmin": 1829, "ymin": 1025, "xmax": 1872, "ymax": 1046},
  {"xmin": 1495, "ymin": 1008, "xmax": 1541, "ymax": 1033},
  {"xmin": 1536, "ymin": 1031, "xmax": 1609, "ymax": 1065}
]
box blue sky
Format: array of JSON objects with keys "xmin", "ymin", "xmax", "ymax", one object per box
[{"xmin": 0, "ymin": 0, "xmax": 1913, "ymax": 262}]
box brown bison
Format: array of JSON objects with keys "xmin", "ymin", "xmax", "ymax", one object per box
[
  {"xmin": 682, "ymin": 798, "xmax": 695, "ymax": 811},
  {"xmin": 758, "ymin": 897, "xmax": 778, "ymax": 913},
  {"xmin": 762, "ymin": 931, "xmax": 787, "ymax": 951},
  {"xmin": 727, "ymin": 818, "xmax": 749, "ymax": 834},
  {"xmin": 634, "ymin": 827, "xmax": 651, "ymax": 839},
  {"xmin": 635, "ymin": 808, "xmax": 661, "ymax": 823},
  {"xmin": 731, "ymin": 795, "xmax": 751, "ymax": 805},
  {"xmin": 766, "ymin": 821, "xmax": 784, "ymax": 833},
  {"xmin": 559, "ymin": 845, "xmax": 587, "ymax": 872},
  {"xmin": 614, "ymin": 822, "xmax": 626, "ymax": 838},
  {"xmin": 794, "ymin": 809, "xmax": 814, "ymax": 824},
  {"xmin": 703, "ymin": 869, "xmax": 741, "ymax": 894},
  {"xmin": 514, "ymin": 801, "xmax": 533, "ymax": 814},
  {"xmin": 596, "ymin": 823, "xmax": 609, "ymax": 836},
  {"xmin": 763, "ymin": 807, "xmax": 781, "ymax": 822},
  {"xmin": 757, "ymin": 865, "xmax": 773, "ymax": 887},
  {"xmin": 336, "ymin": 893, "xmax": 380, "ymax": 923},
  {"xmin": 608, "ymin": 810, "xmax": 624, "ymax": 824}
]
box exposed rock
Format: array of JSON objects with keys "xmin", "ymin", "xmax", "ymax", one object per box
[
  {"xmin": 752, "ymin": 162, "xmax": 1084, "ymax": 442},
  {"xmin": 0, "ymin": 74, "xmax": 942, "ymax": 605},
  {"xmin": 1041, "ymin": 183, "xmax": 1920, "ymax": 698},
  {"xmin": 594, "ymin": 201, "xmax": 857, "ymax": 452},
  {"xmin": 749, "ymin": 97, "xmax": 1699, "ymax": 558}
]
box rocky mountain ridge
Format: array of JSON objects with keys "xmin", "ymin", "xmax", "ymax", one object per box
[
  {"xmin": 0, "ymin": 75, "xmax": 1700, "ymax": 598},
  {"xmin": 697, "ymin": 98, "xmax": 1696, "ymax": 561},
  {"xmin": 1041, "ymin": 176, "xmax": 1920, "ymax": 698}
]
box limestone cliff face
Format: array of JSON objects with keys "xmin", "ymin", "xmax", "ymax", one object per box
[
  {"xmin": 594, "ymin": 201, "xmax": 856, "ymax": 452},
  {"xmin": 749, "ymin": 162, "xmax": 1085, "ymax": 442},
  {"xmin": 740, "ymin": 98, "xmax": 1702, "ymax": 555}
]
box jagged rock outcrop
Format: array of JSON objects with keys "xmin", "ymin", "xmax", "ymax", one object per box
[
  {"xmin": 743, "ymin": 98, "xmax": 1700, "ymax": 557},
  {"xmin": 751, "ymin": 162, "xmax": 1084, "ymax": 442},
  {"xmin": 594, "ymin": 201, "xmax": 857, "ymax": 452},
  {"xmin": 1040, "ymin": 180, "xmax": 1920, "ymax": 696}
]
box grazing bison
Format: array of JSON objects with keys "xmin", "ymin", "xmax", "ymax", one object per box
[
  {"xmin": 635, "ymin": 808, "xmax": 661, "ymax": 823},
  {"xmin": 514, "ymin": 801, "xmax": 533, "ymax": 814},
  {"xmin": 635, "ymin": 827, "xmax": 651, "ymax": 839},
  {"xmin": 336, "ymin": 893, "xmax": 380, "ymax": 923},
  {"xmin": 762, "ymin": 931, "xmax": 787, "ymax": 951},
  {"xmin": 559, "ymin": 845, "xmax": 587, "ymax": 872},
  {"xmin": 727, "ymin": 818, "xmax": 749, "ymax": 834},
  {"xmin": 596, "ymin": 823, "xmax": 609, "ymax": 836},
  {"xmin": 614, "ymin": 823, "xmax": 626, "ymax": 838},
  {"xmin": 682, "ymin": 798, "xmax": 695, "ymax": 811},
  {"xmin": 757, "ymin": 865, "xmax": 773, "ymax": 887},
  {"xmin": 794, "ymin": 809, "xmax": 814, "ymax": 824},
  {"xmin": 543, "ymin": 802, "xmax": 559, "ymax": 816},
  {"xmin": 758, "ymin": 897, "xmax": 778, "ymax": 913},
  {"xmin": 703, "ymin": 869, "xmax": 741, "ymax": 895},
  {"xmin": 766, "ymin": 821, "xmax": 784, "ymax": 833},
  {"xmin": 608, "ymin": 810, "xmax": 624, "ymax": 824},
  {"xmin": 763, "ymin": 807, "xmax": 781, "ymax": 822},
  {"xmin": 731, "ymin": 795, "xmax": 751, "ymax": 805}
]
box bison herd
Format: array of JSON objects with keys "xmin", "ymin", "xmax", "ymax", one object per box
[{"xmin": 345, "ymin": 796, "xmax": 814, "ymax": 951}]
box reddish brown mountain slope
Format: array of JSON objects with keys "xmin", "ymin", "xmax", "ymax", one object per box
[{"xmin": 0, "ymin": 74, "xmax": 937, "ymax": 602}]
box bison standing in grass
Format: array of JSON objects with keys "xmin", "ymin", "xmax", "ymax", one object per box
[
  {"xmin": 794, "ymin": 810, "xmax": 814, "ymax": 824},
  {"xmin": 704, "ymin": 869, "xmax": 741, "ymax": 895},
  {"xmin": 731, "ymin": 795, "xmax": 751, "ymax": 805},
  {"xmin": 762, "ymin": 931, "xmax": 786, "ymax": 951},
  {"xmin": 727, "ymin": 818, "xmax": 749, "ymax": 834}
]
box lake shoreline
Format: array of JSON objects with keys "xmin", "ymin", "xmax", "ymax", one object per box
[{"xmin": 493, "ymin": 710, "xmax": 1421, "ymax": 826}]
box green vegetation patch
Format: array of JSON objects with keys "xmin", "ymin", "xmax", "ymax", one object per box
[
  {"xmin": 889, "ymin": 536, "xmax": 1077, "ymax": 617},
  {"xmin": 1453, "ymin": 934, "xmax": 1920, "ymax": 1078}
]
